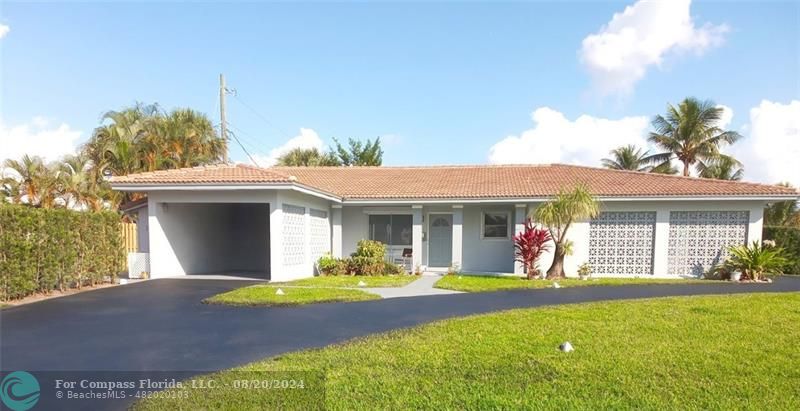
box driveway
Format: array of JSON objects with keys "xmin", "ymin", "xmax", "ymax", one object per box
[{"xmin": 3, "ymin": 276, "xmax": 800, "ymax": 373}]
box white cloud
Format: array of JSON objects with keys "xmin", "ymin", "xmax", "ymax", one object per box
[
  {"xmin": 716, "ymin": 104, "xmax": 733, "ymax": 129},
  {"xmin": 0, "ymin": 117, "xmax": 82, "ymax": 163},
  {"xmin": 580, "ymin": 0, "xmax": 728, "ymax": 96},
  {"xmin": 252, "ymin": 127, "xmax": 325, "ymax": 166},
  {"xmin": 0, "ymin": 24, "xmax": 9, "ymax": 39},
  {"xmin": 732, "ymin": 100, "xmax": 800, "ymax": 187},
  {"xmin": 488, "ymin": 107, "xmax": 650, "ymax": 165}
]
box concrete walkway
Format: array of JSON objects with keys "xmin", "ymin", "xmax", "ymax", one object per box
[{"xmin": 363, "ymin": 274, "xmax": 463, "ymax": 298}]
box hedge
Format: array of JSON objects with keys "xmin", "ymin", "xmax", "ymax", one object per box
[
  {"xmin": 0, "ymin": 204, "xmax": 125, "ymax": 300},
  {"xmin": 763, "ymin": 226, "xmax": 800, "ymax": 275}
]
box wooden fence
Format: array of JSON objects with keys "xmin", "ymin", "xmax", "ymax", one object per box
[{"xmin": 121, "ymin": 222, "xmax": 138, "ymax": 253}]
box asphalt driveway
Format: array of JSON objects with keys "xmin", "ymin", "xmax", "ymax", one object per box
[{"xmin": 3, "ymin": 276, "xmax": 800, "ymax": 373}]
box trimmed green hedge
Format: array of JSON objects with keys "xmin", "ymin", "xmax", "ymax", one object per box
[
  {"xmin": 763, "ymin": 226, "xmax": 800, "ymax": 275},
  {"xmin": 0, "ymin": 204, "xmax": 125, "ymax": 300}
]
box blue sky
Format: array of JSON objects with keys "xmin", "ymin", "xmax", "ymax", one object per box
[{"xmin": 1, "ymin": 0, "xmax": 798, "ymax": 184}]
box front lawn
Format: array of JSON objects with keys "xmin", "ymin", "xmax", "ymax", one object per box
[
  {"xmin": 137, "ymin": 293, "xmax": 800, "ymax": 409},
  {"xmin": 204, "ymin": 285, "xmax": 380, "ymax": 306},
  {"xmin": 278, "ymin": 275, "xmax": 419, "ymax": 288},
  {"xmin": 435, "ymin": 274, "xmax": 713, "ymax": 292}
]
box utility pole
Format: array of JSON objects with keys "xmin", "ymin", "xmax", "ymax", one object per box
[{"xmin": 219, "ymin": 73, "xmax": 228, "ymax": 163}]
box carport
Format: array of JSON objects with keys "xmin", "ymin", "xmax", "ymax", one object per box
[{"xmin": 154, "ymin": 202, "xmax": 270, "ymax": 279}]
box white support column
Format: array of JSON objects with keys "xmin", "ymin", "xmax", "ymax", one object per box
[
  {"xmin": 513, "ymin": 204, "xmax": 527, "ymax": 275},
  {"xmin": 451, "ymin": 205, "xmax": 463, "ymax": 270},
  {"xmin": 331, "ymin": 205, "xmax": 343, "ymax": 258},
  {"xmin": 269, "ymin": 200, "xmax": 284, "ymax": 281},
  {"xmin": 747, "ymin": 203, "xmax": 765, "ymax": 244},
  {"xmin": 652, "ymin": 209, "xmax": 670, "ymax": 276},
  {"xmin": 412, "ymin": 205, "xmax": 423, "ymax": 271}
]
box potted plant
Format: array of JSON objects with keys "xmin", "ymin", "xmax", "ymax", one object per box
[
  {"xmin": 577, "ymin": 262, "xmax": 591, "ymax": 280},
  {"xmin": 719, "ymin": 241, "xmax": 788, "ymax": 282}
]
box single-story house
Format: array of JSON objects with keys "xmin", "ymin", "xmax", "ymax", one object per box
[{"xmin": 110, "ymin": 163, "xmax": 798, "ymax": 281}]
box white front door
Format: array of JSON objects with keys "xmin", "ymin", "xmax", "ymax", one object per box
[{"xmin": 429, "ymin": 214, "xmax": 453, "ymax": 267}]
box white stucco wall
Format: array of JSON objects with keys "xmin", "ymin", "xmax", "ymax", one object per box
[
  {"xmin": 460, "ymin": 204, "xmax": 515, "ymax": 273},
  {"xmin": 273, "ymin": 190, "xmax": 333, "ymax": 281},
  {"xmin": 539, "ymin": 200, "xmax": 767, "ymax": 278},
  {"xmin": 339, "ymin": 204, "xmax": 516, "ymax": 273}
]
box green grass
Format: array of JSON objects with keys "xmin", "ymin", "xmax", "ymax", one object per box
[
  {"xmin": 278, "ymin": 275, "xmax": 419, "ymax": 288},
  {"xmin": 435, "ymin": 274, "xmax": 715, "ymax": 292},
  {"xmin": 204, "ymin": 285, "xmax": 380, "ymax": 306},
  {"xmin": 137, "ymin": 293, "xmax": 800, "ymax": 410}
]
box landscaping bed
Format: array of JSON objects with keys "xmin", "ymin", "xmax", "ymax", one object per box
[
  {"xmin": 137, "ymin": 293, "xmax": 800, "ymax": 409},
  {"xmin": 434, "ymin": 274, "xmax": 714, "ymax": 292},
  {"xmin": 204, "ymin": 285, "xmax": 380, "ymax": 306}
]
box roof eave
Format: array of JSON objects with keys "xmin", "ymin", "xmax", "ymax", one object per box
[{"xmin": 110, "ymin": 182, "xmax": 343, "ymax": 203}]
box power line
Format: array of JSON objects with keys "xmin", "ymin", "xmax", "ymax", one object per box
[
  {"xmin": 230, "ymin": 93, "xmax": 294, "ymax": 139},
  {"xmin": 227, "ymin": 128, "xmax": 261, "ymax": 168},
  {"xmin": 227, "ymin": 123, "xmax": 268, "ymax": 155}
]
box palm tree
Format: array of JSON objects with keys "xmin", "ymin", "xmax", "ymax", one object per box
[
  {"xmin": 601, "ymin": 145, "xmax": 672, "ymax": 173},
  {"xmin": 59, "ymin": 154, "xmax": 100, "ymax": 210},
  {"xmin": 697, "ymin": 156, "xmax": 744, "ymax": 181},
  {"xmin": 1, "ymin": 155, "xmax": 61, "ymax": 207},
  {"xmin": 648, "ymin": 97, "xmax": 742, "ymax": 177},
  {"xmin": 533, "ymin": 184, "xmax": 600, "ymax": 279},
  {"xmin": 82, "ymin": 103, "xmax": 224, "ymax": 206},
  {"xmin": 276, "ymin": 148, "xmax": 341, "ymax": 166}
]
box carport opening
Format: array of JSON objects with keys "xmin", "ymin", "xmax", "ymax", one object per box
[{"xmin": 161, "ymin": 203, "xmax": 270, "ymax": 279}]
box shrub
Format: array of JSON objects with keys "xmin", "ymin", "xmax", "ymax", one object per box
[
  {"xmin": 349, "ymin": 256, "xmax": 386, "ymax": 276},
  {"xmin": 384, "ymin": 261, "xmax": 407, "ymax": 276},
  {"xmin": 317, "ymin": 253, "xmax": 338, "ymax": 276},
  {"xmin": 0, "ymin": 204, "xmax": 125, "ymax": 300},
  {"xmin": 352, "ymin": 240, "xmax": 386, "ymax": 260},
  {"xmin": 577, "ymin": 262, "xmax": 592, "ymax": 278},
  {"xmin": 763, "ymin": 226, "xmax": 800, "ymax": 275},
  {"xmin": 718, "ymin": 241, "xmax": 788, "ymax": 281},
  {"xmin": 512, "ymin": 219, "xmax": 553, "ymax": 280}
]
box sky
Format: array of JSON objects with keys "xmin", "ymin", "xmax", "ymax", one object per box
[{"xmin": 1, "ymin": 0, "xmax": 798, "ymax": 186}]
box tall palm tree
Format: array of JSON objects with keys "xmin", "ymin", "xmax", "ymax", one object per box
[
  {"xmin": 533, "ymin": 184, "xmax": 600, "ymax": 279},
  {"xmin": 648, "ymin": 97, "xmax": 742, "ymax": 177},
  {"xmin": 601, "ymin": 145, "xmax": 674, "ymax": 173},
  {"xmin": 697, "ymin": 156, "xmax": 744, "ymax": 181}
]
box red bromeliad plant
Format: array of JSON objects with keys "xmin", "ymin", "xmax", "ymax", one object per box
[{"xmin": 513, "ymin": 218, "xmax": 553, "ymax": 279}]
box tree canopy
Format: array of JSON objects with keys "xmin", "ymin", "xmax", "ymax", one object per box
[
  {"xmin": 648, "ymin": 97, "xmax": 742, "ymax": 177},
  {"xmin": 275, "ymin": 137, "xmax": 384, "ymax": 167}
]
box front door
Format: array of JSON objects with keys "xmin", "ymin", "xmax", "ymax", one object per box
[{"xmin": 429, "ymin": 214, "xmax": 453, "ymax": 268}]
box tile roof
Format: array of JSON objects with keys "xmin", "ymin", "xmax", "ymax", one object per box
[
  {"xmin": 110, "ymin": 164, "xmax": 293, "ymax": 184},
  {"xmin": 111, "ymin": 163, "xmax": 799, "ymax": 200}
]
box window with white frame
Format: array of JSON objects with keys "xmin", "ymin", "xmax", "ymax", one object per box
[{"xmin": 482, "ymin": 211, "xmax": 510, "ymax": 239}]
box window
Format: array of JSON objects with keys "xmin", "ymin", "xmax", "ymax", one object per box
[
  {"xmin": 482, "ymin": 211, "xmax": 509, "ymax": 239},
  {"xmin": 369, "ymin": 214, "xmax": 412, "ymax": 246}
]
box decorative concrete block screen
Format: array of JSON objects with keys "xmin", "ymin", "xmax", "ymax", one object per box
[
  {"xmin": 588, "ymin": 211, "xmax": 656, "ymax": 275},
  {"xmin": 309, "ymin": 208, "xmax": 330, "ymax": 262},
  {"xmin": 127, "ymin": 252, "xmax": 150, "ymax": 278},
  {"xmin": 668, "ymin": 211, "xmax": 749, "ymax": 276},
  {"xmin": 282, "ymin": 204, "xmax": 306, "ymax": 266}
]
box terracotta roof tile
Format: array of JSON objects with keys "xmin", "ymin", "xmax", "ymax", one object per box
[
  {"xmin": 111, "ymin": 163, "xmax": 799, "ymax": 200},
  {"xmin": 110, "ymin": 164, "xmax": 292, "ymax": 185}
]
